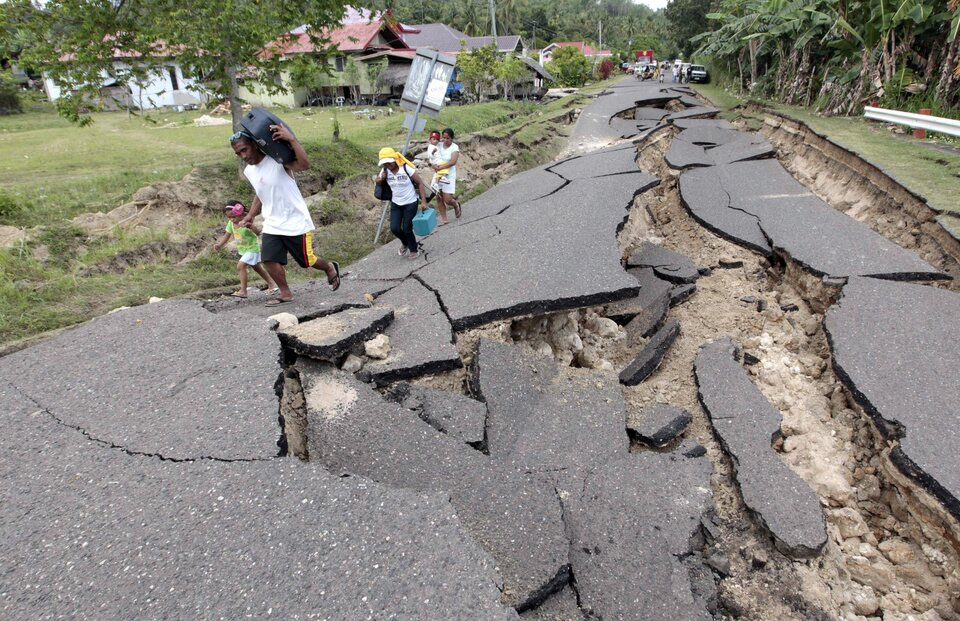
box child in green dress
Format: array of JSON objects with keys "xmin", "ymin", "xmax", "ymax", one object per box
[{"xmin": 213, "ymin": 201, "xmax": 278, "ymax": 298}]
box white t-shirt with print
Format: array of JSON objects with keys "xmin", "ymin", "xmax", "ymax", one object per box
[
  {"xmin": 244, "ymin": 157, "xmax": 315, "ymax": 236},
  {"xmin": 385, "ymin": 164, "xmax": 419, "ymax": 205}
]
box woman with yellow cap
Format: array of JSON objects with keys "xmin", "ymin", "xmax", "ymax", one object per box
[{"xmin": 376, "ymin": 147, "xmax": 429, "ymax": 259}]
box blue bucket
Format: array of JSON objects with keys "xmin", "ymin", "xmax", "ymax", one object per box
[{"xmin": 413, "ymin": 207, "xmax": 437, "ymax": 236}]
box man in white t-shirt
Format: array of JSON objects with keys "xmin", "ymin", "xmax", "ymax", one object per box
[{"xmin": 231, "ymin": 126, "xmax": 339, "ymax": 307}]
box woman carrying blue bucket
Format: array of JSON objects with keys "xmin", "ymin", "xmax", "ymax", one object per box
[{"xmin": 376, "ymin": 147, "xmax": 429, "ymax": 260}]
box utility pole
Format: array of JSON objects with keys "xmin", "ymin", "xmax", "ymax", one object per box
[
  {"xmin": 489, "ymin": 0, "xmax": 498, "ymax": 38},
  {"xmin": 598, "ymin": 20, "xmax": 602, "ymax": 51}
]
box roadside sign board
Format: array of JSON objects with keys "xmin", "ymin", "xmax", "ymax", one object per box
[{"xmin": 400, "ymin": 49, "xmax": 456, "ymax": 118}]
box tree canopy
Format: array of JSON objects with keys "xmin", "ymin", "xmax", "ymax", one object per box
[
  {"xmin": 691, "ymin": 0, "xmax": 960, "ymax": 113},
  {"xmin": 3, "ymin": 0, "xmax": 349, "ymax": 127},
  {"xmin": 546, "ymin": 45, "xmax": 591, "ymax": 87}
]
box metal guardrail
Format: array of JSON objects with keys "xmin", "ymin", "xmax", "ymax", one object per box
[{"xmin": 864, "ymin": 106, "xmax": 960, "ymax": 138}]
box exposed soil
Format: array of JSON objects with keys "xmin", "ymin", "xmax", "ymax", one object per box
[{"xmin": 501, "ymin": 123, "xmax": 960, "ymax": 619}]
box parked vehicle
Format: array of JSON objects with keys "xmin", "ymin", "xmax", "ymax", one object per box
[{"xmin": 689, "ymin": 64, "xmax": 709, "ymax": 83}]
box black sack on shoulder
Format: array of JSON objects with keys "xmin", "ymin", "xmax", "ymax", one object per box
[{"xmin": 375, "ymin": 179, "xmax": 392, "ymax": 201}]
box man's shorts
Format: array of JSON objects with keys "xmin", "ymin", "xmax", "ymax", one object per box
[{"xmin": 261, "ymin": 232, "xmax": 317, "ymax": 268}]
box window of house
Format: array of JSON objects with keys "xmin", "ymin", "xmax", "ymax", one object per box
[
  {"xmin": 334, "ymin": 56, "xmax": 345, "ymax": 72},
  {"xmin": 168, "ymin": 67, "xmax": 180, "ymax": 91}
]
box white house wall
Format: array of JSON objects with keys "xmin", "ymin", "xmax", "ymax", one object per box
[{"xmin": 43, "ymin": 62, "xmax": 208, "ymax": 110}]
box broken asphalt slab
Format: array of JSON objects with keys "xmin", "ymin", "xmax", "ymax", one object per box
[
  {"xmin": 619, "ymin": 319, "xmax": 681, "ymax": 386},
  {"xmin": 206, "ymin": 276, "xmax": 395, "ymax": 322},
  {"xmin": 0, "ymin": 300, "xmax": 280, "ymax": 461},
  {"xmin": 360, "ymin": 278, "xmax": 461, "ymax": 385},
  {"xmin": 298, "ymin": 363, "xmax": 570, "ymax": 610},
  {"xmin": 627, "ymin": 403, "xmax": 692, "ymax": 448},
  {"xmin": 680, "ymin": 159, "xmax": 948, "ymax": 281},
  {"xmin": 564, "ymin": 448, "xmax": 714, "ymax": 620},
  {"xmin": 606, "ymin": 266, "xmax": 673, "ymax": 333},
  {"xmin": 473, "ymin": 338, "xmax": 558, "ymax": 458},
  {"xmin": 385, "ymin": 382, "xmax": 486, "ymax": 446},
  {"xmin": 0, "ymin": 382, "xmax": 519, "ymax": 620},
  {"xmin": 549, "ymin": 144, "xmax": 640, "ymax": 180},
  {"xmin": 278, "ymin": 306, "xmax": 393, "ymax": 362},
  {"xmin": 480, "ymin": 347, "xmax": 628, "ymax": 477},
  {"xmin": 417, "ymin": 172, "xmax": 656, "ymax": 329},
  {"xmin": 626, "ymin": 241, "xmax": 700, "ymax": 283},
  {"xmin": 694, "ymin": 338, "xmax": 827, "ymax": 557},
  {"xmin": 825, "ymin": 277, "xmax": 960, "ymax": 520},
  {"xmin": 678, "ymin": 166, "xmax": 772, "ymax": 256}
]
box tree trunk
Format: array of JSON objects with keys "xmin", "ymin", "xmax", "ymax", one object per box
[
  {"xmin": 749, "ymin": 38, "xmax": 759, "ymax": 88},
  {"xmin": 226, "ymin": 61, "xmax": 242, "ymax": 131},
  {"xmin": 936, "ymin": 33, "xmax": 960, "ymax": 105}
]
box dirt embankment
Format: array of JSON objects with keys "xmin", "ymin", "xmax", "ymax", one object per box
[{"xmin": 758, "ymin": 113, "xmax": 960, "ymax": 288}]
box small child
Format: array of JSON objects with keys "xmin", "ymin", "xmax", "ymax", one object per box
[
  {"xmin": 425, "ymin": 130, "xmax": 447, "ymax": 195},
  {"xmin": 213, "ymin": 201, "xmax": 278, "ymax": 298}
]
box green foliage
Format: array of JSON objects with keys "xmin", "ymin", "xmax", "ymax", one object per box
[
  {"xmin": 0, "ymin": 190, "xmax": 25, "ymax": 221},
  {"xmin": 494, "ymin": 55, "xmax": 527, "ymax": 99},
  {"xmin": 595, "ymin": 59, "xmax": 615, "ymax": 80},
  {"xmin": 0, "ymin": 73, "xmax": 22, "ymax": 115},
  {"xmin": 546, "ymin": 46, "xmax": 591, "ymax": 87},
  {"xmin": 692, "ymin": 0, "xmax": 960, "ymax": 110},
  {"xmin": 5, "ymin": 0, "xmax": 348, "ymax": 127},
  {"xmin": 34, "ymin": 223, "xmax": 86, "ymax": 260},
  {"xmin": 384, "ymin": 0, "xmax": 660, "ymax": 57},
  {"xmin": 458, "ymin": 44, "xmax": 499, "ymax": 101}
]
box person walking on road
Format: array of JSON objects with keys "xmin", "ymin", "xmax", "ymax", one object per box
[
  {"xmin": 433, "ymin": 128, "xmax": 461, "ymax": 225},
  {"xmin": 213, "ymin": 200, "xmax": 278, "ymax": 297},
  {"xmin": 231, "ymin": 127, "xmax": 340, "ymax": 307},
  {"xmin": 376, "ymin": 147, "xmax": 429, "ymax": 260}
]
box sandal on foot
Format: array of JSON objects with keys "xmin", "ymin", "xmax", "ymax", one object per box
[
  {"xmin": 230, "ymin": 292, "xmax": 248, "ymax": 298},
  {"xmin": 265, "ymin": 298, "xmax": 292, "ymax": 307},
  {"xmin": 327, "ymin": 261, "xmax": 341, "ymax": 291},
  {"xmin": 398, "ymin": 246, "xmax": 408, "ymax": 256}
]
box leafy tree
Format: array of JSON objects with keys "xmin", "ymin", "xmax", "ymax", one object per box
[
  {"xmin": 366, "ymin": 58, "xmax": 388, "ymax": 96},
  {"xmin": 4, "ymin": 0, "xmax": 348, "ymax": 128},
  {"xmin": 344, "ymin": 56, "xmax": 363, "ymax": 103},
  {"xmin": 494, "ymin": 55, "xmax": 527, "ymax": 99},
  {"xmin": 0, "ymin": 73, "xmax": 22, "ymax": 115},
  {"xmin": 457, "ymin": 43, "xmax": 498, "ymax": 101},
  {"xmin": 664, "ymin": 0, "xmax": 712, "ymax": 58},
  {"xmin": 595, "ymin": 59, "xmax": 614, "ymax": 80},
  {"xmin": 546, "ymin": 45, "xmax": 590, "ymax": 87}
]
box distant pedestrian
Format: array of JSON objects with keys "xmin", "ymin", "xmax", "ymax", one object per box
[
  {"xmin": 213, "ymin": 201, "xmax": 278, "ymax": 297},
  {"xmin": 658, "ymin": 66, "xmax": 664, "ymax": 84},
  {"xmin": 685, "ymin": 65, "xmax": 692, "ymax": 83},
  {"xmin": 672, "ymin": 65, "xmax": 679, "ymax": 83},
  {"xmin": 376, "ymin": 147, "xmax": 429, "ymax": 259},
  {"xmin": 433, "ymin": 128, "xmax": 461, "ymax": 224},
  {"xmin": 231, "ymin": 126, "xmax": 340, "ymax": 307}
]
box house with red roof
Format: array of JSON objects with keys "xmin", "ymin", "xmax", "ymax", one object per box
[
  {"xmin": 242, "ymin": 9, "xmax": 414, "ymax": 107},
  {"xmin": 539, "ymin": 42, "xmax": 612, "ymax": 67}
]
